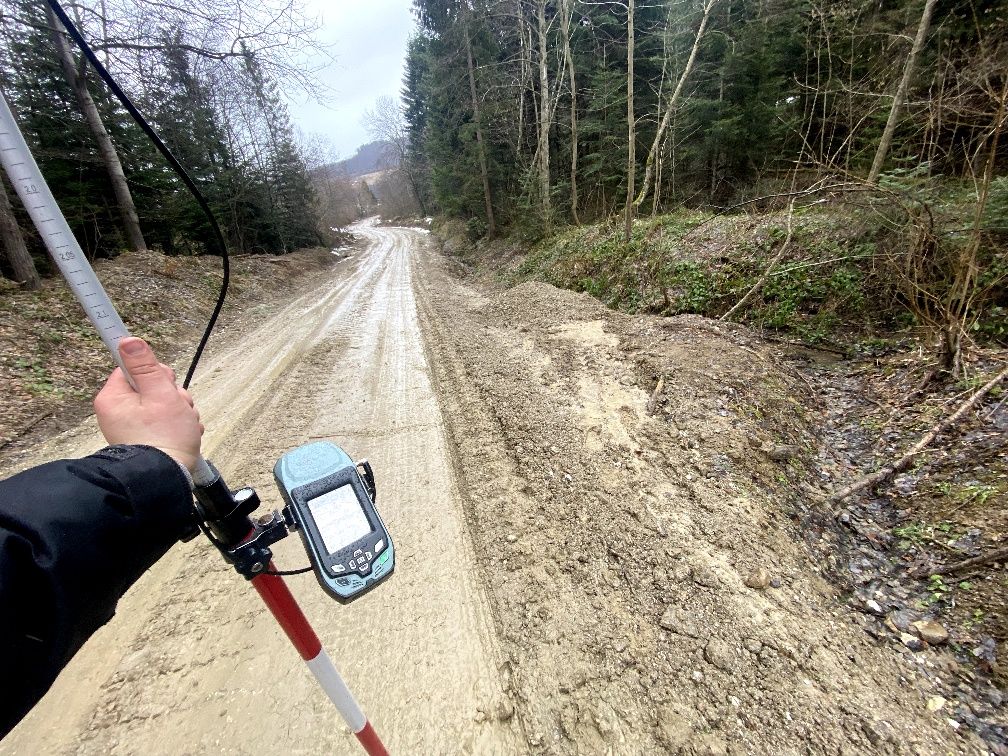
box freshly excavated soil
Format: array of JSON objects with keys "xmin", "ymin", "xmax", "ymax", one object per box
[
  {"xmin": 0, "ymin": 221, "xmax": 986, "ymax": 754},
  {"xmin": 415, "ymin": 245, "xmax": 980, "ymax": 753}
]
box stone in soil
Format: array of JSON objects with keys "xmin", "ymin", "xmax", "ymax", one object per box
[
  {"xmin": 926, "ymin": 695, "xmax": 947, "ymax": 713},
  {"xmin": 743, "ymin": 568, "xmax": 772, "ymax": 589},
  {"xmin": 900, "ymin": 632, "xmax": 924, "ymax": 651},
  {"xmin": 769, "ymin": 444, "xmax": 798, "ymax": 461},
  {"xmin": 659, "ymin": 607, "xmax": 701, "ymax": 638},
  {"xmin": 864, "ymin": 599, "xmax": 885, "ymax": 616},
  {"xmin": 911, "ymin": 619, "xmax": 949, "ymax": 646},
  {"xmin": 702, "ymin": 638, "xmax": 734, "ymax": 671},
  {"xmin": 885, "ymin": 609, "xmax": 918, "ymax": 633}
]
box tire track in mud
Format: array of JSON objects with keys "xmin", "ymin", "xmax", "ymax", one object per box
[{"xmin": 0, "ymin": 221, "xmax": 520, "ymax": 755}]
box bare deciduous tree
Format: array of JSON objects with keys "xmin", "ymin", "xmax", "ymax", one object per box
[
  {"xmin": 363, "ymin": 95, "xmax": 427, "ymax": 216},
  {"xmin": 867, "ymin": 0, "xmax": 937, "ymax": 182},
  {"xmin": 535, "ymin": 0, "xmax": 552, "ymax": 216},
  {"xmin": 71, "ymin": 0, "xmax": 331, "ymax": 95},
  {"xmin": 465, "ymin": 16, "xmax": 496, "ymax": 238},
  {"xmin": 561, "ymin": 0, "xmax": 579, "ymax": 224},
  {"xmin": 624, "ymin": 0, "xmax": 634, "ymax": 243},
  {"xmin": 634, "ymin": 0, "xmax": 718, "ymax": 208}
]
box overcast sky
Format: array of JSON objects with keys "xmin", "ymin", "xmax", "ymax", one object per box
[{"xmin": 287, "ymin": 0, "xmax": 416, "ymax": 160}]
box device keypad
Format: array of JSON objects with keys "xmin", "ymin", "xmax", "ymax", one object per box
[{"xmin": 348, "ymin": 547, "xmax": 378, "ymax": 575}]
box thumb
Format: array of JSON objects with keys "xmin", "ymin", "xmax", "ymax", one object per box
[{"xmin": 118, "ymin": 337, "xmax": 174, "ymax": 396}]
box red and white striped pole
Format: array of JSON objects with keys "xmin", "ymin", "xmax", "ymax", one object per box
[{"xmin": 252, "ymin": 569, "xmax": 389, "ymax": 756}]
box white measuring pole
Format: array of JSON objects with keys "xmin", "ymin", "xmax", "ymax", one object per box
[{"xmin": 0, "ymin": 94, "xmax": 216, "ymax": 486}]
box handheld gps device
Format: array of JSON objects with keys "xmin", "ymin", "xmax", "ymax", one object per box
[{"xmin": 274, "ymin": 441, "xmax": 394, "ymax": 603}]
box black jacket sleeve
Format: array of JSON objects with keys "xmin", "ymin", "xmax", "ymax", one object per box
[{"xmin": 0, "ymin": 445, "xmax": 195, "ymax": 739}]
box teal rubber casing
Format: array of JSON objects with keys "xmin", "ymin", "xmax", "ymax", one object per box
[{"xmin": 273, "ymin": 441, "xmax": 394, "ymax": 603}]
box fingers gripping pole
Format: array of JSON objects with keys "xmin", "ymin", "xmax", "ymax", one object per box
[{"xmin": 251, "ymin": 572, "xmax": 390, "ymax": 756}]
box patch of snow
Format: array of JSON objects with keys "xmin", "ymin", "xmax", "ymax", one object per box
[{"xmin": 351, "ymin": 216, "xmax": 380, "ymax": 229}]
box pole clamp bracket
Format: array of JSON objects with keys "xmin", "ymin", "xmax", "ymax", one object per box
[{"xmin": 224, "ymin": 510, "xmax": 291, "ymax": 579}]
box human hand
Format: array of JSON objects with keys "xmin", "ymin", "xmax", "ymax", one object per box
[{"xmin": 94, "ymin": 337, "xmax": 204, "ymax": 472}]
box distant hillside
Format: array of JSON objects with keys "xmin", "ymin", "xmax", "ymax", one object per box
[{"xmin": 333, "ymin": 140, "xmax": 396, "ymax": 177}]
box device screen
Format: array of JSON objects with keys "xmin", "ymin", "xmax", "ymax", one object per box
[{"xmin": 307, "ymin": 485, "xmax": 373, "ymax": 554}]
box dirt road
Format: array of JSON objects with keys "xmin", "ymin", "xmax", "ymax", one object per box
[
  {"xmin": 1, "ymin": 219, "xmax": 521, "ymax": 755},
  {"xmin": 1, "ymin": 221, "xmax": 994, "ymax": 755}
]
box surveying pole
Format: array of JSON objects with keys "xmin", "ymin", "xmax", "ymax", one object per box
[{"xmin": 0, "ymin": 92, "xmax": 389, "ymax": 756}]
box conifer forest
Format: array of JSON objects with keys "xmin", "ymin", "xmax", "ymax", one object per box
[{"xmin": 0, "ymin": 0, "xmax": 1005, "ymax": 368}]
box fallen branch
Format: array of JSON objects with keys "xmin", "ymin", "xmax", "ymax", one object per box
[
  {"xmin": 721, "ymin": 199, "xmax": 796, "ymax": 322},
  {"xmin": 762, "ymin": 335, "xmax": 850, "ymax": 357},
  {"xmin": 912, "ymin": 545, "xmax": 1008, "ymax": 578},
  {"xmin": 830, "ymin": 367, "xmax": 1008, "ymax": 504}
]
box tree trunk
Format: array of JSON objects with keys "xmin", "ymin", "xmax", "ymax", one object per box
[
  {"xmin": 634, "ymin": 0, "xmax": 717, "ymax": 207},
  {"xmin": 561, "ymin": 0, "xmax": 579, "ymax": 224},
  {"xmin": 652, "ymin": 136, "xmax": 663, "ymax": 216},
  {"xmin": 45, "ymin": 4, "xmax": 148, "ymax": 254},
  {"xmin": 464, "ymin": 21, "xmax": 496, "ymax": 238},
  {"xmin": 0, "ymin": 176, "xmax": 40, "ymax": 289},
  {"xmin": 536, "ymin": 0, "xmax": 552, "ymax": 217},
  {"xmin": 649, "ymin": 3, "xmax": 673, "ymax": 217},
  {"xmin": 867, "ymin": 0, "xmax": 937, "ymax": 183},
  {"xmin": 405, "ymin": 165, "xmax": 428, "ymax": 217},
  {"xmin": 516, "ymin": 0, "xmax": 528, "ymax": 152},
  {"xmin": 624, "ymin": 0, "xmax": 635, "ymax": 244}
]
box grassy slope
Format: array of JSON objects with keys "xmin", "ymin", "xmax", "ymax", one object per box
[
  {"xmin": 0, "ymin": 247, "xmax": 338, "ymax": 465},
  {"xmin": 441, "ymin": 203, "xmax": 1005, "ymax": 350}
]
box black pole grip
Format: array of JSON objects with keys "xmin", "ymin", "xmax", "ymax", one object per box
[{"xmin": 193, "ymin": 462, "xmax": 260, "ymax": 546}]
